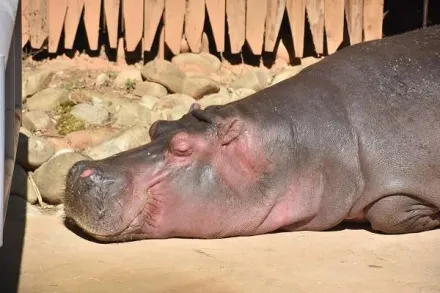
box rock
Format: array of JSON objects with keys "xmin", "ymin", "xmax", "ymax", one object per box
[
  {"xmin": 20, "ymin": 126, "xmax": 33, "ymax": 138},
  {"xmin": 114, "ymin": 103, "xmax": 159, "ymax": 128},
  {"xmin": 32, "ymin": 152, "xmax": 91, "ymax": 204},
  {"xmin": 209, "ymin": 67, "xmax": 237, "ymax": 85},
  {"xmin": 230, "ymin": 69, "xmax": 269, "ymax": 91},
  {"xmin": 65, "ymin": 128, "xmax": 119, "ymax": 151},
  {"xmin": 219, "ymin": 62, "xmax": 255, "ymax": 79},
  {"xmin": 200, "ymin": 52, "xmax": 222, "ymax": 68},
  {"xmin": 164, "ymin": 105, "xmax": 188, "ymax": 121},
  {"xmin": 132, "ymin": 81, "xmax": 168, "ymax": 98},
  {"xmin": 199, "ymin": 92, "xmax": 232, "ymax": 109},
  {"xmin": 22, "ymin": 69, "xmax": 54, "ymax": 99},
  {"xmin": 22, "ymin": 110, "xmax": 52, "ymax": 132},
  {"xmin": 113, "ymin": 70, "xmax": 143, "ymax": 88},
  {"xmin": 46, "ymin": 137, "xmax": 71, "ymax": 152},
  {"xmin": 275, "ymin": 39, "xmax": 290, "ymax": 63},
  {"xmin": 70, "ymin": 103, "xmax": 109, "ymax": 126},
  {"xmin": 181, "ymin": 77, "xmax": 220, "ymax": 100},
  {"xmin": 229, "ymin": 88, "xmax": 257, "ymax": 102},
  {"xmin": 199, "ymin": 87, "xmax": 255, "ymax": 106},
  {"xmin": 171, "ymin": 53, "xmax": 221, "ymax": 76},
  {"xmin": 52, "ymin": 148, "xmax": 76, "ymax": 158},
  {"xmin": 122, "ymin": 93, "xmax": 139, "ymax": 101},
  {"xmin": 91, "ymin": 93, "xmax": 131, "ymax": 115},
  {"xmin": 84, "ymin": 126, "xmax": 151, "ymax": 160},
  {"xmin": 269, "ymin": 58, "xmax": 290, "ymax": 75},
  {"xmin": 26, "ymin": 88, "xmax": 69, "ymax": 112},
  {"xmin": 271, "ymin": 66, "xmax": 302, "ymax": 85},
  {"xmin": 70, "ymin": 89, "xmax": 105, "ymax": 104},
  {"xmin": 55, "ymin": 204, "xmax": 66, "ymax": 219},
  {"xmin": 16, "ymin": 134, "xmax": 55, "ymax": 170},
  {"xmin": 201, "ymin": 32, "xmax": 210, "ymax": 53},
  {"xmin": 95, "ymin": 73, "xmax": 110, "ymax": 86},
  {"xmin": 180, "ymin": 37, "xmax": 190, "ymax": 53},
  {"xmin": 6, "ymin": 195, "xmax": 41, "ymax": 221},
  {"xmin": 10, "ymin": 164, "xmax": 39, "ymax": 204},
  {"xmin": 218, "ymin": 87, "xmax": 232, "ymax": 95},
  {"xmin": 139, "ymin": 95, "xmax": 160, "ymax": 110},
  {"xmin": 153, "ymin": 94, "xmax": 196, "ymax": 112},
  {"xmin": 140, "ymin": 60, "xmax": 186, "ymax": 93},
  {"xmin": 301, "ymin": 56, "xmax": 323, "ymax": 68}
]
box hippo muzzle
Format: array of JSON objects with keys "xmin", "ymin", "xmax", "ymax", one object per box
[
  {"xmin": 64, "ymin": 139, "xmax": 169, "ymax": 242},
  {"xmin": 65, "ymin": 161, "xmax": 133, "ymax": 236}
]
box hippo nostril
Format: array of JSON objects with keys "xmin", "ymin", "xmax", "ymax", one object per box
[
  {"xmin": 69, "ymin": 161, "xmax": 101, "ymax": 182},
  {"xmin": 70, "ymin": 161, "xmax": 91, "ymax": 178},
  {"xmin": 80, "ymin": 168, "xmax": 95, "ymax": 178}
]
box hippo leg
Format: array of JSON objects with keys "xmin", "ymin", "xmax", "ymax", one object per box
[{"xmin": 365, "ymin": 195, "xmax": 440, "ymax": 234}]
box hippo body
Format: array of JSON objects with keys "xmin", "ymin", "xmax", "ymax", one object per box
[{"xmin": 65, "ymin": 26, "xmax": 440, "ymax": 242}]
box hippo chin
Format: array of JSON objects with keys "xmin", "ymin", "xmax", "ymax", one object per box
[{"xmin": 64, "ymin": 26, "xmax": 440, "ymax": 242}]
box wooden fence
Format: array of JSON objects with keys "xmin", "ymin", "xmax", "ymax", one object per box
[{"xmin": 22, "ymin": 0, "xmax": 384, "ymax": 60}]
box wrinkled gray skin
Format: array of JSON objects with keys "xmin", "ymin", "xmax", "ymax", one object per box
[{"xmin": 64, "ymin": 26, "xmax": 440, "ymax": 242}]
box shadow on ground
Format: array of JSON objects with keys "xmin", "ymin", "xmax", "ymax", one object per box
[{"xmin": 0, "ymin": 200, "xmax": 26, "ymax": 293}]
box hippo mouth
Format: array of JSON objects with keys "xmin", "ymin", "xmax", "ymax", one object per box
[{"xmin": 63, "ymin": 159, "xmax": 158, "ymax": 242}]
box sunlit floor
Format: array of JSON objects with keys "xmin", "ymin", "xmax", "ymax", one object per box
[{"xmin": 1, "ymin": 200, "xmax": 439, "ymax": 293}]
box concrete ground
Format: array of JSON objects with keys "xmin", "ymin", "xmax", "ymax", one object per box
[{"xmin": 1, "ymin": 200, "xmax": 439, "ymax": 293}]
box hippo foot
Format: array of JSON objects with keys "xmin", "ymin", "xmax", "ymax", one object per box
[{"xmin": 365, "ymin": 195, "xmax": 440, "ymax": 234}]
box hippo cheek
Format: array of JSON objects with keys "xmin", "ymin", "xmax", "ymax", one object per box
[{"xmin": 64, "ymin": 160, "xmax": 149, "ymax": 240}]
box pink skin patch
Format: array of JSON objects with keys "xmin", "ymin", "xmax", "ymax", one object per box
[{"xmin": 80, "ymin": 168, "xmax": 95, "ymax": 178}]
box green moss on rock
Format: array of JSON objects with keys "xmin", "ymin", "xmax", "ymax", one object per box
[
  {"xmin": 55, "ymin": 100, "xmax": 77, "ymax": 116},
  {"xmin": 56, "ymin": 113, "xmax": 85, "ymax": 135},
  {"xmin": 55, "ymin": 101, "xmax": 86, "ymax": 135}
]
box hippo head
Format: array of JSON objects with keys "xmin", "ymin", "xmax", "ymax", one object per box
[{"xmin": 64, "ymin": 104, "xmax": 274, "ymax": 242}]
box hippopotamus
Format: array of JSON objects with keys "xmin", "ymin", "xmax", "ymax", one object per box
[{"xmin": 63, "ymin": 25, "xmax": 440, "ymax": 242}]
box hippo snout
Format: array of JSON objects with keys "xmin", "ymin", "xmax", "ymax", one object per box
[
  {"xmin": 66, "ymin": 161, "xmax": 123, "ymax": 205},
  {"xmin": 64, "ymin": 160, "xmax": 140, "ymax": 239}
]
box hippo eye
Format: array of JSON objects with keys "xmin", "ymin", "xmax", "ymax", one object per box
[{"xmin": 172, "ymin": 141, "xmax": 190, "ymax": 154}]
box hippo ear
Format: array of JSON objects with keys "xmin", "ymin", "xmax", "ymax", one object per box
[
  {"xmin": 189, "ymin": 103, "xmax": 201, "ymax": 112},
  {"xmin": 219, "ymin": 119, "xmax": 243, "ymax": 145},
  {"xmin": 149, "ymin": 120, "xmax": 177, "ymax": 140}
]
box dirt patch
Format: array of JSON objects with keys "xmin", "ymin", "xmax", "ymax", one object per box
[{"xmin": 0, "ymin": 209, "xmax": 439, "ymax": 293}]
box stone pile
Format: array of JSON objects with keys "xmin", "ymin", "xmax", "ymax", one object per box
[{"xmin": 11, "ymin": 52, "xmax": 322, "ymax": 210}]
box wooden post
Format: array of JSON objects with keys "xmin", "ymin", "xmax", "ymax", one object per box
[
  {"xmin": 246, "ymin": 0, "xmax": 267, "ymax": 55},
  {"xmin": 29, "ymin": 0, "xmax": 48, "ymax": 49},
  {"xmin": 64, "ymin": 0, "xmax": 85, "ymax": 49},
  {"xmin": 165, "ymin": 0, "xmax": 186, "ymax": 55},
  {"xmin": 144, "ymin": 0, "xmax": 165, "ymax": 51},
  {"xmin": 287, "ymin": 0, "xmax": 306, "ymax": 58},
  {"xmin": 306, "ymin": 0, "xmax": 324, "ymax": 55},
  {"xmin": 123, "ymin": 0, "xmax": 144, "ymax": 52},
  {"xmin": 206, "ymin": 0, "xmax": 226, "ymax": 52},
  {"xmin": 226, "ymin": 0, "xmax": 246, "ymax": 54},
  {"xmin": 325, "ymin": 0, "xmax": 344, "ymax": 54},
  {"xmin": 345, "ymin": 0, "xmax": 363, "ymax": 45},
  {"xmin": 185, "ymin": 0, "xmax": 205, "ymax": 53},
  {"xmin": 363, "ymin": 0, "xmax": 384, "ymax": 41},
  {"xmin": 265, "ymin": 0, "xmax": 285, "ymax": 52},
  {"xmin": 84, "ymin": 0, "xmax": 102, "ymax": 51}
]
